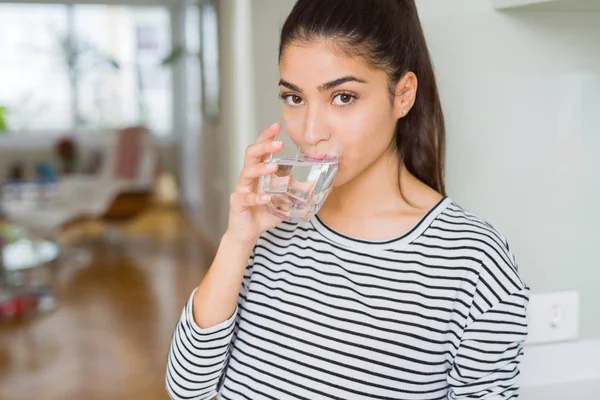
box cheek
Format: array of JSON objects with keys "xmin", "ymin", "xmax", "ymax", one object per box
[
  {"xmin": 282, "ymin": 108, "xmax": 304, "ymax": 122},
  {"xmin": 334, "ymin": 103, "xmax": 396, "ymax": 162},
  {"xmin": 329, "ymin": 101, "xmax": 397, "ymax": 185}
]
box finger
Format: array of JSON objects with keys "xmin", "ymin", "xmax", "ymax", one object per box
[
  {"xmin": 256, "ymin": 122, "xmax": 281, "ymax": 144},
  {"xmin": 230, "ymin": 191, "xmax": 271, "ymax": 213},
  {"xmin": 237, "ymin": 162, "xmax": 278, "ymax": 190},
  {"xmin": 244, "ymin": 140, "xmax": 284, "ymax": 167}
]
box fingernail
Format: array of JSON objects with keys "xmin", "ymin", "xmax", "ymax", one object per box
[
  {"xmin": 270, "ymin": 122, "xmax": 280, "ymax": 130},
  {"xmin": 272, "ymin": 140, "xmax": 284, "ymax": 147},
  {"xmin": 260, "ymin": 195, "xmax": 271, "ymax": 202},
  {"xmin": 266, "ymin": 163, "xmax": 278, "ymax": 170}
]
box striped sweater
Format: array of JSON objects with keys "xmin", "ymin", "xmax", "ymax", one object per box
[{"xmin": 166, "ymin": 197, "xmax": 529, "ymax": 399}]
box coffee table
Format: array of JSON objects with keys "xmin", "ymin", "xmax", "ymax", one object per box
[
  {"xmin": 3, "ymin": 238, "xmax": 59, "ymax": 284},
  {"xmin": 1, "ymin": 227, "xmax": 59, "ymax": 319}
]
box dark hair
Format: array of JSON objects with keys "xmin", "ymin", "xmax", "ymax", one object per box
[{"xmin": 279, "ymin": 0, "xmax": 446, "ymax": 196}]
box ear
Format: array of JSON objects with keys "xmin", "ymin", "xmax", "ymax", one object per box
[{"xmin": 393, "ymin": 71, "xmax": 418, "ymax": 120}]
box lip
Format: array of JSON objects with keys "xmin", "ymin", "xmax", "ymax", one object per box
[{"xmin": 303, "ymin": 152, "xmax": 327, "ymax": 160}]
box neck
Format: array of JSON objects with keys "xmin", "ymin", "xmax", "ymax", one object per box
[
  {"xmin": 322, "ymin": 150, "xmax": 443, "ymax": 219},
  {"xmin": 323, "ymin": 150, "xmax": 404, "ymax": 218}
]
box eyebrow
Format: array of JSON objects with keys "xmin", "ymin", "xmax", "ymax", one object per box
[
  {"xmin": 278, "ymin": 76, "xmax": 367, "ymax": 93},
  {"xmin": 278, "ymin": 79, "xmax": 303, "ymax": 93}
]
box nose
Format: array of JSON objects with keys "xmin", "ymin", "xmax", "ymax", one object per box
[
  {"xmin": 299, "ymin": 120, "xmax": 336, "ymax": 160},
  {"xmin": 284, "ymin": 105, "xmax": 337, "ymax": 159},
  {"xmin": 304, "ymin": 104, "xmax": 330, "ymax": 144},
  {"xmin": 303, "ymin": 120, "xmax": 327, "ymax": 145},
  {"xmin": 306, "ymin": 103, "xmax": 320, "ymax": 125}
]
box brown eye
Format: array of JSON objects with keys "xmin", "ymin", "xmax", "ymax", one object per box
[
  {"xmin": 332, "ymin": 93, "xmax": 356, "ymax": 106},
  {"xmin": 281, "ymin": 94, "xmax": 305, "ymax": 106}
]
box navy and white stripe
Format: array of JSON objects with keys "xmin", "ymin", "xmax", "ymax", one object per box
[{"xmin": 167, "ymin": 197, "xmax": 529, "ymax": 399}]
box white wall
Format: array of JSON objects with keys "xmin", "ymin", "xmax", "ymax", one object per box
[
  {"xmin": 195, "ymin": 0, "xmax": 258, "ymax": 244},
  {"xmin": 416, "ymin": 0, "xmax": 600, "ymax": 340},
  {"xmin": 251, "ymin": 0, "xmax": 295, "ymax": 134}
]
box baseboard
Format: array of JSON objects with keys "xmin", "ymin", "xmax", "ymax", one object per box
[
  {"xmin": 521, "ymin": 378, "xmax": 600, "ymax": 400},
  {"xmin": 521, "ymin": 339, "xmax": 600, "ymax": 388}
]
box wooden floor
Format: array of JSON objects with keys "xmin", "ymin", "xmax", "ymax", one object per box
[{"xmin": 0, "ymin": 209, "xmax": 214, "ymax": 400}]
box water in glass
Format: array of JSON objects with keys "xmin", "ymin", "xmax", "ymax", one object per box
[{"xmin": 260, "ymin": 155, "xmax": 338, "ymax": 223}]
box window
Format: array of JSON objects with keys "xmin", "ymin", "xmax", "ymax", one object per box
[{"xmin": 0, "ymin": 3, "xmax": 173, "ymax": 137}]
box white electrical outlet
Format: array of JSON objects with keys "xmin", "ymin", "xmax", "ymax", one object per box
[{"xmin": 526, "ymin": 291, "xmax": 579, "ymax": 345}]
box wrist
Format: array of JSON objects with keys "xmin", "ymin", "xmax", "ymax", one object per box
[{"xmin": 220, "ymin": 231, "xmax": 255, "ymax": 257}]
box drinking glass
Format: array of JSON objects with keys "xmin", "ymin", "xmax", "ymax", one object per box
[{"xmin": 258, "ymin": 119, "xmax": 341, "ymax": 223}]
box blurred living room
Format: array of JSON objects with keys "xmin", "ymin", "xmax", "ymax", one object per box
[{"xmin": 0, "ymin": 0, "xmax": 599, "ymax": 399}]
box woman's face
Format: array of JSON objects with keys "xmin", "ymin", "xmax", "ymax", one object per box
[{"xmin": 279, "ymin": 40, "xmax": 406, "ymax": 187}]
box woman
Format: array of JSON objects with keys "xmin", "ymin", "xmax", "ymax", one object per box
[{"xmin": 167, "ymin": 0, "xmax": 529, "ymax": 399}]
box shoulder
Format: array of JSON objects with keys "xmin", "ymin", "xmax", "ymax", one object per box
[
  {"xmin": 431, "ymin": 200, "xmax": 528, "ymax": 301},
  {"xmin": 437, "ymin": 201, "xmax": 517, "ymax": 259}
]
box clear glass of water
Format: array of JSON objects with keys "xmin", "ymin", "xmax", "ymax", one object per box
[{"xmin": 258, "ymin": 119, "xmax": 341, "ymax": 223}]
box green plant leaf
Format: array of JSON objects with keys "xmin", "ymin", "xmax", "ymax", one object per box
[
  {"xmin": 0, "ymin": 106, "xmax": 8, "ymax": 132},
  {"xmin": 160, "ymin": 45, "xmax": 185, "ymax": 67},
  {"xmin": 107, "ymin": 58, "xmax": 121, "ymax": 69}
]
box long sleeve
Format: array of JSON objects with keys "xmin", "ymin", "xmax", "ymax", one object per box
[
  {"xmin": 166, "ymin": 254, "xmax": 254, "ymax": 400},
  {"xmin": 447, "ymin": 288, "xmax": 529, "ymax": 399}
]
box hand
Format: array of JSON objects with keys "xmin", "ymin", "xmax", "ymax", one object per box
[{"xmin": 225, "ymin": 123, "xmax": 284, "ymax": 245}]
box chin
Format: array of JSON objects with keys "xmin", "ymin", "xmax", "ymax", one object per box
[{"xmin": 332, "ymin": 167, "xmax": 354, "ymax": 188}]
